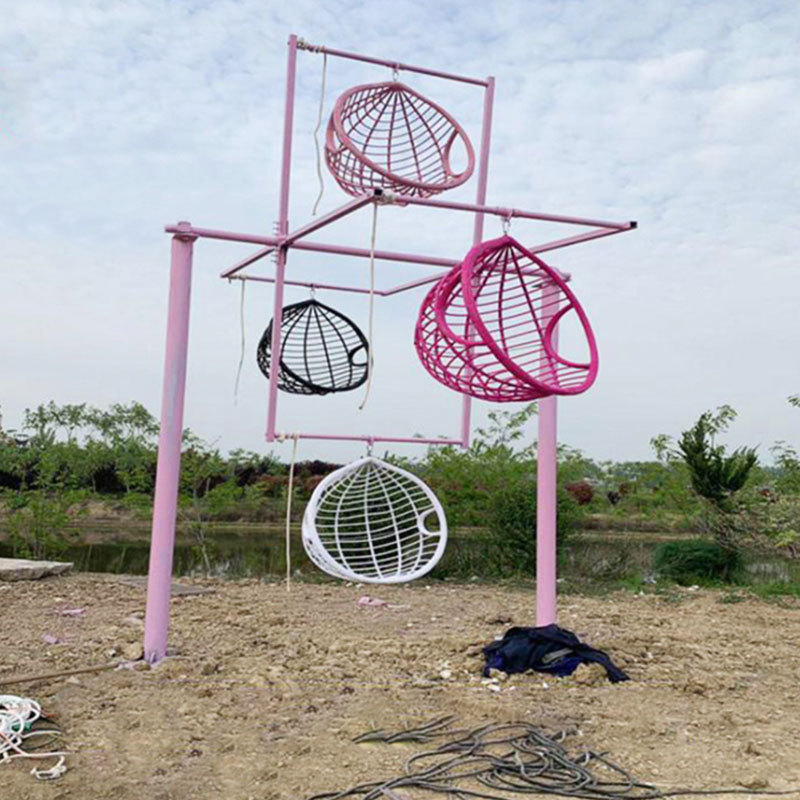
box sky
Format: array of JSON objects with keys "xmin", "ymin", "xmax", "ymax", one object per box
[{"xmin": 1, "ymin": 0, "xmax": 798, "ymax": 465}]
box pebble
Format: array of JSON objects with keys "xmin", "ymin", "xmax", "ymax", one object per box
[{"xmin": 120, "ymin": 642, "xmax": 144, "ymax": 661}]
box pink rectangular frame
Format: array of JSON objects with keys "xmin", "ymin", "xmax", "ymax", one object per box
[{"xmin": 143, "ymin": 34, "xmax": 636, "ymax": 663}]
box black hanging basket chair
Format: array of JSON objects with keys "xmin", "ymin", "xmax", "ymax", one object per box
[{"xmin": 257, "ymin": 299, "xmax": 369, "ymax": 395}]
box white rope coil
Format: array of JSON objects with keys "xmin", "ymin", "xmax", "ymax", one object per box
[
  {"xmin": 301, "ymin": 456, "xmax": 448, "ymax": 584},
  {"xmin": 0, "ymin": 695, "xmax": 67, "ymax": 780}
]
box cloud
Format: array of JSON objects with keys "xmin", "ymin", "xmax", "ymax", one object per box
[{"xmin": 1, "ymin": 0, "xmax": 799, "ymax": 463}]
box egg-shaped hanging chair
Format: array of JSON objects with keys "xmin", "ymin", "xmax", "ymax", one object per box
[
  {"xmin": 414, "ymin": 267, "xmax": 549, "ymax": 402},
  {"xmin": 414, "ymin": 235, "xmax": 599, "ymax": 401},
  {"xmin": 257, "ymin": 299, "xmax": 369, "ymax": 395},
  {"xmin": 302, "ymin": 456, "xmax": 448, "ymax": 584},
  {"xmin": 325, "ymin": 81, "xmax": 475, "ymax": 198}
]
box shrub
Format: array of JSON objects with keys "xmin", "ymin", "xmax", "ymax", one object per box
[
  {"xmin": 6, "ymin": 492, "xmax": 79, "ymax": 560},
  {"xmin": 486, "ymin": 480, "xmax": 582, "ymax": 574},
  {"xmin": 565, "ymin": 481, "xmax": 594, "ymax": 505},
  {"xmin": 653, "ymin": 539, "xmax": 744, "ymax": 585}
]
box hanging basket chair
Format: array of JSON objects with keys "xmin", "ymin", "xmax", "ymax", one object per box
[
  {"xmin": 414, "ymin": 269, "xmax": 547, "ymax": 403},
  {"xmin": 414, "ymin": 235, "xmax": 599, "ymax": 402},
  {"xmin": 302, "ymin": 456, "xmax": 448, "ymax": 584},
  {"xmin": 257, "ymin": 299, "xmax": 369, "ymax": 395},
  {"xmin": 325, "ymin": 81, "xmax": 475, "ymax": 198}
]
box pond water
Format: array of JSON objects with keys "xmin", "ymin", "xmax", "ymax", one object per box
[{"xmin": 0, "ymin": 524, "xmax": 794, "ymax": 584}]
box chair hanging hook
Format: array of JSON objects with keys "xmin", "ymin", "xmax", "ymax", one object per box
[
  {"xmin": 392, "ymin": 63, "xmax": 400, "ymax": 82},
  {"xmin": 309, "ymin": 284, "xmax": 316, "ymax": 299},
  {"xmin": 366, "ymin": 437, "xmax": 375, "ymax": 456},
  {"xmin": 502, "ymin": 214, "xmax": 512, "ymax": 235}
]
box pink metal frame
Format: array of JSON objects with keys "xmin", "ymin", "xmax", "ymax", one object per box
[{"xmin": 143, "ymin": 34, "xmax": 636, "ymax": 662}]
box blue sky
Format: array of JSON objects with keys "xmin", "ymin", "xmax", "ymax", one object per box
[{"xmin": 2, "ymin": 0, "xmax": 798, "ymax": 463}]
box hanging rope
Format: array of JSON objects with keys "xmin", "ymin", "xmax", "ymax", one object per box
[
  {"xmin": 284, "ymin": 432, "xmax": 300, "ymax": 592},
  {"xmin": 233, "ymin": 279, "xmax": 247, "ymax": 404},
  {"xmin": 358, "ymin": 203, "xmax": 378, "ymax": 411},
  {"xmin": 312, "ymin": 53, "xmax": 328, "ymax": 216}
]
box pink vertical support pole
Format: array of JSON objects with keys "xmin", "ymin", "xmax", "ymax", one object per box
[
  {"xmin": 143, "ymin": 223, "xmax": 196, "ymax": 663},
  {"xmin": 460, "ymin": 76, "xmax": 495, "ymax": 448},
  {"xmin": 536, "ymin": 287, "xmax": 560, "ymax": 627},
  {"xmin": 266, "ymin": 34, "xmax": 298, "ymax": 442}
]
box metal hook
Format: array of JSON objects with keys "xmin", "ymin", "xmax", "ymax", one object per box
[
  {"xmin": 392, "ymin": 64, "xmax": 400, "ymax": 82},
  {"xmin": 502, "ymin": 214, "xmax": 511, "ymax": 235},
  {"xmin": 366, "ymin": 437, "xmax": 375, "ymax": 456},
  {"xmin": 309, "ymin": 284, "xmax": 316, "ymax": 299}
]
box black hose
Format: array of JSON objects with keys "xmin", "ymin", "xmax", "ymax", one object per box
[{"xmin": 308, "ymin": 718, "xmax": 800, "ymax": 800}]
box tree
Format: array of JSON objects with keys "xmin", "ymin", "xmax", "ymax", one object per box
[{"xmin": 677, "ymin": 409, "xmax": 757, "ymax": 513}]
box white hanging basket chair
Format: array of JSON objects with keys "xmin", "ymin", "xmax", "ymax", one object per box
[{"xmin": 301, "ymin": 456, "xmax": 448, "ymax": 584}]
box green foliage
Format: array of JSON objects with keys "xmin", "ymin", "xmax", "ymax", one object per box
[
  {"xmin": 770, "ymin": 441, "xmax": 800, "ymax": 494},
  {"xmin": 409, "ymin": 405, "xmax": 539, "ymax": 528},
  {"xmin": 1, "ymin": 395, "xmax": 798, "ymax": 585},
  {"xmin": 653, "ymin": 539, "xmax": 744, "ymax": 585},
  {"xmin": 677, "ymin": 409, "xmax": 758, "ymax": 512},
  {"xmin": 487, "ymin": 480, "xmax": 581, "ymax": 573},
  {"xmin": 750, "ymin": 580, "xmax": 800, "ymax": 599},
  {"xmin": 6, "ymin": 492, "xmax": 80, "ymax": 560},
  {"xmin": 752, "ymin": 494, "xmax": 800, "ymax": 557}
]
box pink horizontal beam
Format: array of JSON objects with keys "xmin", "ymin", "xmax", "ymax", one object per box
[
  {"xmin": 276, "ymin": 432, "xmax": 461, "ymax": 446},
  {"xmin": 166, "ymin": 224, "xmax": 461, "ymax": 270},
  {"xmin": 220, "ymin": 246, "xmax": 274, "ymax": 279},
  {"xmin": 231, "ymin": 274, "xmax": 384, "ymax": 296},
  {"xmin": 297, "ymin": 38, "xmax": 489, "ymax": 87},
  {"xmin": 529, "ymin": 224, "xmax": 636, "ymax": 255},
  {"xmin": 283, "ymin": 196, "xmax": 372, "ymax": 247},
  {"xmin": 219, "ymin": 199, "xmax": 369, "ymax": 279},
  {"xmin": 391, "ymin": 195, "xmax": 635, "ymax": 231},
  {"xmin": 383, "ymin": 271, "xmax": 448, "ymax": 296}
]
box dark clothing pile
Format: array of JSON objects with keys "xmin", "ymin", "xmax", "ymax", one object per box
[{"xmin": 482, "ymin": 624, "xmax": 629, "ymax": 683}]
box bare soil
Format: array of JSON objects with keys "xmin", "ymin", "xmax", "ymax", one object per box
[{"xmin": 2, "ymin": 575, "xmax": 799, "ymax": 800}]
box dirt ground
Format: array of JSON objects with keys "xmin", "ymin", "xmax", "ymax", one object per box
[{"xmin": 2, "ymin": 574, "xmax": 800, "ymax": 800}]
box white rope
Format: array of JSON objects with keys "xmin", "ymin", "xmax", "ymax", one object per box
[
  {"xmin": 285, "ymin": 432, "xmax": 300, "ymax": 592},
  {"xmin": 233, "ymin": 279, "xmax": 246, "ymax": 404},
  {"xmin": 358, "ymin": 203, "xmax": 378, "ymax": 411},
  {"xmin": 0, "ymin": 695, "xmax": 67, "ymax": 781},
  {"xmin": 32, "ymin": 755, "xmax": 66, "ymax": 781},
  {"xmin": 312, "ymin": 53, "xmax": 328, "ymax": 216}
]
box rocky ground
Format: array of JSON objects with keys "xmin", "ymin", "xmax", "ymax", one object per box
[{"xmin": 2, "ymin": 574, "xmax": 800, "ymax": 799}]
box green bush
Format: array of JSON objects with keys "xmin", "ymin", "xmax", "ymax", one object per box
[
  {"xmin": 653, "ymin": 539, "xmax": 744, "ymax": 585},
  {"xmin": 486, "ymin": 480, "xmax": 581, "ymax": 574},
  {"xmin": 6, "ymin": 492, "xmax": 79, "ymax": 560}
]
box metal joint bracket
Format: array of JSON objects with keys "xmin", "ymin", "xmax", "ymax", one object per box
[{"xmin": 173, "ymin": 221, "xmax": 197, "ymax": 243}]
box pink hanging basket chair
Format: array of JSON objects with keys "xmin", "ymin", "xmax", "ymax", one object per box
[
  {"xmin": 325, "ymin": 81, "xmax": 475, "ymax": 198},
  {"xmin": 414, "ymin": 235, "xmax": 599, "ymax": 402}
]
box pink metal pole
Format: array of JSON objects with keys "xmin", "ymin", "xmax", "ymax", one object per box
[
  {"xmin": 266, "ymin": 34, "xmax": 298, "ymax": 443},
  {"xmin": 281, "ymin": 196, "xmax": 373, "ymax": 247},
  {"xmin": 536, "ymin": 288, "xmax": 560, "ymax": 627},
  {"xmin": 530, "ymin": 223, "xmax": 636, "ymax": 256},
  {"xmin": 278, "ymin": 432, "xmax": 461, "ymax": 446},
  {"xmin": 219, "ymin": 197, "xmax": 375, "ymax": 279},
  {"xmin": 143, "ymin": 223, "xmax": 196, "ymax": 663},
  {"xmin": 297, "ymin": 38, "xmax": 489, "ymax": 87},
  {"xmin": 394, "ymin": 195, "xmax": 632, "ymax": 231},
  {"xmin": 460, "ymin": 76, "xmax": 495, "ymax": 448},
  {"xmin": 234, "ymin": 274, "xmax": 384, "ymax": 296}
]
